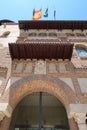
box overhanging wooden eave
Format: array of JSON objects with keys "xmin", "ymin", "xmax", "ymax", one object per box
[
  {"xmin": 19, "ymin": 20, "xmax": 87, "ymax": 30},
  {"xmin": 9, "ymin": 42, "xmax": 74, "ymax": 60}
]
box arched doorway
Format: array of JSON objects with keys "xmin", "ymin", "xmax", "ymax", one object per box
[
  {"xmin": 7, "ymin": 75, "xmax": 76, "ymax": 130},
  {"xmin": 9, "ymin": 92, "xmax": 69, "ymax": 130},
  {"xmin": 9, "ymin": 75, "xmax": 76, "ymax": 109}
]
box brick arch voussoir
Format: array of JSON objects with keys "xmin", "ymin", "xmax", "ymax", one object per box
[{"xmin": 9, "ymin": 75, "xmax": 76, "ymax": 109}]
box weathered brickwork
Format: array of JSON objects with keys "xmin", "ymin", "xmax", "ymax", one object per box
[
  {"xmin": 68, "ymin": 118, "xmax": 79, "ymax": 130},
  {"xmin": 0, "ymin": 22, "xmax": 87, "ymax": 130},
  {"xmin": 0, "ymin": 117, "xmax": 11, "ymax": 130},
  {"xmin": 0, "ymin": 47, "xmax": 12, "ymax": 96}
]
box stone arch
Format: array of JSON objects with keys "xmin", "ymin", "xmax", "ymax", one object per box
[
  {"xmin": 75, "ymin": 43, "xmax": 87, "ymax": 49},
  {"xmin": 8, "ymin": 75, "xmax": 76, "ymax": 109}
]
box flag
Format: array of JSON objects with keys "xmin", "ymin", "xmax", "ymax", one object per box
[
  {"xmin": 32, "ymin": 9, "xmax": 42, "ymax": 20},
  {"xmin": 43, "ymin": 8, "xmax": 48, "ymax": 17},
  {"xmin": 54, "ymin": 10, "xmax": 56, "ymax": 20}
]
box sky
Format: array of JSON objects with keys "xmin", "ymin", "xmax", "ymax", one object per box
[{"xmin": 0, "ymin": 0, "xmax": 87, "ymax": 22}]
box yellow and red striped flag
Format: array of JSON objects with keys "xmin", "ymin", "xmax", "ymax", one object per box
[{"xmin": 32, "ymin": 9, "xmax": 42, "ymax": 20}]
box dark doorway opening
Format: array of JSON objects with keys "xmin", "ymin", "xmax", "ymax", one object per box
[{"xmin": 9, "ymin": 92, "xmax": 69, "ymax": 130}]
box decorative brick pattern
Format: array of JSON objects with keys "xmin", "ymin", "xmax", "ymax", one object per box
[{"xmin": 4, "ymin": 75, "xmax": 76, "ymax": 109}]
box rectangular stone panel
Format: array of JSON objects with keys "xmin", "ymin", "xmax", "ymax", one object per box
[
  {"xmin": 24, "ymin": 62, "xmax": 33, "ymax": 73},
  {"xmin": 78, "ymin": 78, "xmax": 87, "ymax": 93},
  {"xmin": 58, "ymin": 63, "xmax": 67, "ymax": 73}
]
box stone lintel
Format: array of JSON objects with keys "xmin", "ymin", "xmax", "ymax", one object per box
[
  {"xmin": 68, "ymin": 104, "xmax": 87, "ymax": 115},
  {"xmin": 67, "ymin": 104, "xmax": 87, "ymax": 124}
]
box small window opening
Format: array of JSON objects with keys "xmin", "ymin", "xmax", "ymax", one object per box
[
  {"xmin": 86, "ymin": 113, "xmax": 87, "ymax": 124},
  {"xmin": 1, "ymin": 31, "xmax": 10, "ymax": 37}
]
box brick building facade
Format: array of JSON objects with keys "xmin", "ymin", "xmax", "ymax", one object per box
[{"xmin": 0, "ymin": 20, "xmax": 87, "ymax": 130}]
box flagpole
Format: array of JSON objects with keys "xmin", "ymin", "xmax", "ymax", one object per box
[
  {"xmin": 53, "ymin": 0, "xmax": 56, "ymax": 20},
  {"xmin": 47, "ymin": 0, "xmax": 48, "ymax": 20}
]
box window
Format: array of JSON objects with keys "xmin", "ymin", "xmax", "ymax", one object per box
[
  {"xmin": 48, "ymin": 33, "xmax": 57, "ymax": 37},
  {"xmin": 76, "ymin": 46, "xmax": 87, "ymax": 57},
  {"xmin": 38, "ymin": 33, "xmax": 47, "ymax": 37},
  {"xmin": 28, "ymin": 33, "xmax": 37, "ymax": 37},
  {"xmin": 76, "ymin": 33, "xmax": 85, "ymax": 37},
  {"xmin": 66, "ymin": 33, "xmax": 75, "ymax": 37},
  {"xmin": 1, "ymin": 31, "xmax": 10, "ymax": 37}
]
